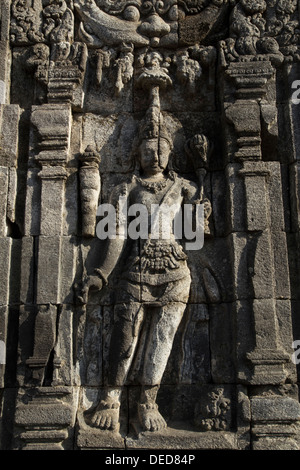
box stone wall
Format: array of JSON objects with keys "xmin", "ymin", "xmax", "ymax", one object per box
[{"xmin": 1, "ymin": 0, "xmax": 300, "ymax": 450}]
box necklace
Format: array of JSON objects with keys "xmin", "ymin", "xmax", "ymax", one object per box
[{"xmin": 135, "ymin": 176, "xmax": 169, "ymax": 193}]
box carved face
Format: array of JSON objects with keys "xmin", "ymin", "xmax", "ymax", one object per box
[{"xmin": 139, "ymin": 138, "xmax": 171, "ymax": 176}]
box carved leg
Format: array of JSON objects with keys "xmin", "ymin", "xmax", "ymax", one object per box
[
  {"xmin": 86, "ymin": 302, "xmax": 145, "ymax": 431},
  {"xmin": 137, "ymin": 302, "xmax": 187, "ymax": 432},
  {"xmin": 142, "ymin": 302, "xmax": 186, "ymax": 385},
  {"xmin": 107, "ymin": 301, "xmax": 145, "ymax": 386}
]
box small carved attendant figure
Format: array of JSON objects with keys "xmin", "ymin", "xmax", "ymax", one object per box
[{"xmin": 80, "ymin": 107, "xmax": 208, "ymax": 434}]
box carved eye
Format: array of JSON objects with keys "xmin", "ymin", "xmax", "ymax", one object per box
[{"xmin": 123, "ymin": 5, "xmax": 140, "ymax": 22}]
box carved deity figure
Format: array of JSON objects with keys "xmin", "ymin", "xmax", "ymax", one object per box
[{"xmin": 80, "ymin": 106, "xmax": 208, "ymax": 433}]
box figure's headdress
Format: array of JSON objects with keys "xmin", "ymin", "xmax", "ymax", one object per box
[{"xmin": 138, "ymin": 86, "xmax": 173, "ymax": 148}]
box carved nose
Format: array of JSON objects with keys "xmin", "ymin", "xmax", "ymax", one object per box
[{"xmin": 139, "ymin": 14, "xmax": 171, "ymax": 46}]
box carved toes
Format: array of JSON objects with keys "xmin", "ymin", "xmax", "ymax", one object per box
[{"xmin": 138, "ymin": 403, "xmax": 167, "ymax": 432}]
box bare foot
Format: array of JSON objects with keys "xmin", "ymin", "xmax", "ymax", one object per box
[
  {"xmin": 138, "ymin": 402, "xmax": 167, "ymax": 432},
  {"xmin": 87, "ymin": 397, "xmax": 120, "ymax": 431}
]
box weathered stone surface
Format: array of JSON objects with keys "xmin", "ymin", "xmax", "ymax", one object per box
[
  {"xmin": 0, "ymin": 167, "xmax": 9, "ymax": 236},
  {"xmin": 0, "ymin": 306, "xmax": 8, "ymax": 388},
  {"xmin": 0, "ymin": 237, "xmax": 12, "ymax": 305},
  {"xmin": 2, "ymin": 0, "xmax": 300, "ymax": 452},
  {"xmin": 0, "ymin": 1, "xmax": 11, "ymax": 105},
  {"xmin": 251, "ymin": 396, "xmax": 300, "ymax": 422}
]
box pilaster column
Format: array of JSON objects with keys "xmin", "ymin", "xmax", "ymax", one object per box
[
  {"xmin": 222, "ymin": 60, "xmax": 291, "ymax": 383},
  {"xmin": 24, "ymin": 104, "xmax": 71, "ymax": 385},
  {"xmin": 221, "ymin": 54, "xmax": 300, "ymax": 449}
]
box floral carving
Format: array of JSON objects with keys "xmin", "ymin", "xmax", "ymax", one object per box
[
  {"xmin": 43, "ymin": 0, "xmax": 74, "ymax": 43},
  {"xmin": 10, "ymin": 0, "xmax": 44, "ymax": 44},
  {"xmin": 194, "ymin": 388, "xmax": 231, "ymax": 431}
]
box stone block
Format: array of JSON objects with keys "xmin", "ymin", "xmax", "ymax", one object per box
[
  {"xmin": 234, "ymin": 301, "xmax": 256, "ymax": 380},
  {"xmin": 8, "ymin": 239, "xmax": 22, "ymax": 304},
  {"xmin": 252, "ymin": 435, "xmax": 299, "ymax": 450},
  {"xmin": 24, "ymin": 169, "xmax": 41, "ymax": 236},
  {"xmin": 179, "ymin": 304, "xmax": 210, "ymax": 384},
  {"xmin": 54, "ymin": 306, "xmax": 73, "ymax": 386},
  {"xmin": 0, "ymin": 166, "xmax": 8, "ymax": 236},
  {"xmin": 209, "ymin": 303, "xmax": 235, "ymax": 383},
  {"xmin": 39, "ymin": 166, "xmax": 67, "ymax": 236},
  {"xmin": 252, "ymin": 299, "xmax": 280, "ymax": 351},
  {"xmin": 7, "ymin": 167, "xmax": 17, "ymax": 224},
  {"xmin": 0, "ymin": 387, "xmax": 18, "ymax": 450},
  {"xmin": 0, "ymin": 305, "xmax": 8, "ymax": 388},
  {"xmin": 0, "ymin": 1, "xmax": 10, "ymax": 78},
  {"xmin": 241, "ymin": 171, "xmax": 269, "ymax": 232},
  {"xmin": 224, "ymin": 102, "xmax": 261, "ymax": 160},
  {"xmin": 286, "ymin": 233, "xmax": 300, "ymax": 300},
  {"xmin": 271, "ymin": 231, "xmax": 290, "ymax": 299},
  {"xmin": 267, "ymin": 161, "xmax": 286, "ymax": 232},
  {"xmin": 225, "ymin": 163, "xmax": 246, "ymax": 233},
  {"xmin": 230, "ymin": 231, "xmax": 275, "ymax": 300},
  {"xmin": 30, "ymin": 104, "xmax": 72, "ymax": 165},
  {"xmin": 19, "ymin": 236, "xmax": 35, "ymax": 305},
  {"xmin": 16, "ymin": 402, "xmax": 73, "ymax": 427},
  {"xmin": 276, "ymin": 300, "xmax": 297, "ymax": 383},
  {"xmin": 4, "ymin": 307, "xmax": 20, "ymax": 387},
  {"xmin": 58, "ymin": 236, "xmax": 77, "ymax": 304},
  {"xmin": 251, "ymin": 231, "xmax": 275, "ymax": 299},
  {"xmin": 0, "ymin": 105, "xmax": 20, "ymax": 167},
  {"xmin": 229, "ymin": 232, "xmax": 248, "ymax": 299},
  {"xmin": 26, "ymin": 304, "xmax": 58, "ymax": 385},
  {"xmin": 289, "ymin": 162, "xmax": 300, "ymax": 233},
  {"xmin": 251, "ymin": 396, "xmax": 300, "ymax": 422},
  {"xmin": 17, "ymin": 305, "xmax": 36, "ymax": 386},
  {"xmin": 0, "ymin": 237, "xmax": 12, "ymax": 306},
  {"xmin": 36, "ymin": 236, "xmax": 62, "ymax": 304},
  {"xmin": 211, "ymin": 171, "xmax": 228, "ymax": 236}
]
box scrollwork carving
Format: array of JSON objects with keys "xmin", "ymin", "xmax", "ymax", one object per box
[
  {"xmin": 10, "ymin": 0, "xmax": 44, "ymax": 44},
  {"xmin": 194, "ymin": 388, "xmax": 231, "ymax": 431},
  {"xmin": 43, "ymin": 0, "xmax": 74, "ymax": 43},
  {"xmin": 223, "ymin": 0, "xmax": 300, "ymax": 64}
]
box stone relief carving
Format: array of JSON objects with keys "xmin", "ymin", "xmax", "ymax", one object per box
[
  {"xmin": 194, "ymin": 387, "xmax": 231, "ymax": 431},
  {"xmin": 3, "ymin": 0, "xmax": 300, "ymax": 452},
  {"xmin": 220, "ymin": 0, "xmax": 300, "ymax": 64},
  {"xmin": 10, "ymin": 0, "xmax": 44, "ymax": 44},
  {"xmin": 42, "ymin": 0, "xmax": 74, "ymax": 43},
  {"xmin": 79, "ymin": 145, "xmax": 101, "ymax": 238},
  {"xmin": 74, "ymin": 0, "xmax": 227, "ymax": 48},
  {"xmin": 78, "ymin": 86, "xmax": 212, "ymax": 432}
]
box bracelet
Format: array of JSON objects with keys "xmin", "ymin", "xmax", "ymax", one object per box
[{"xmin": 94, "ymin": 268, "xmax": 108, "ymax": 285}]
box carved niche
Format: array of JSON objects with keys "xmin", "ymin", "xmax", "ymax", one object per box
[{"xmin": 5, "ymin": 0, "xmax": 300, "ymax": 452}]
